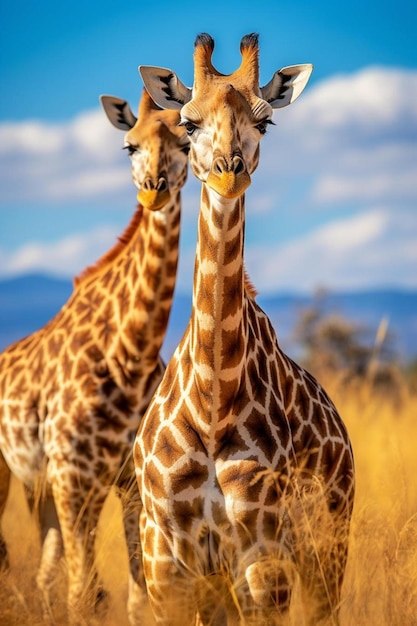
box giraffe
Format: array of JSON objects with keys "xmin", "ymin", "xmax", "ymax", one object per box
[
  {"xmin": 0, "ymin": 87, "xmax": 188, "ymax": 625},
  {"xmin": 134, "ymin": 34, "xmax": 355, "ymax": 626}
]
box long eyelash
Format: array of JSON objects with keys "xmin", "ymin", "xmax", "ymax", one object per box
[
  {"xmin": 123, "ymin": 145, "xmax": 137, "ymax": 155},
  {"xmin": 256, "ymin": 118, "xmax": 275, "ymax": 135},
  {"xmin": 178, "ymin": 119, "xmax": 201, "ymax": 128}
]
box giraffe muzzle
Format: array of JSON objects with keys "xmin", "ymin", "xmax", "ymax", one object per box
[
  {"xmin": 138, "ymin": 176, "xmax": 171, "ymax": 210},
  {"xmin": 137, "ymin": 188, "xmax": 171, "ymax": 210},
  {"xmin": 207, "ymin": 170, "xmax": 251, "ymax": 199},
  {"xmin": 207, "ymin": 154, "xmax": 251, "ymax": 198}
]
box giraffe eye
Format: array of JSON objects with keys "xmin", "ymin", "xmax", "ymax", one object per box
[
  {"xmin": 255, "ymin": 119, "xmax": 274, "ymax": 135},
  {"xmin": 255, "ymin": 121, "xmax": 269, "ymax": 135},
  {"xmin": 182, "ymin": 121, "xmax": 198, "ymax": 136},
  {"xmin": 123, "ymin": 144, "xmax": 138, "ymax": 156}
]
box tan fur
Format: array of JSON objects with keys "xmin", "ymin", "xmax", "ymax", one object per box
[
  {"xmin": 135, "ymin": 33, "xmax": 354, "ymax": 626},
  {"xmin": 0, "ymin": 89, "xmax": 188, "ymax": 626}
]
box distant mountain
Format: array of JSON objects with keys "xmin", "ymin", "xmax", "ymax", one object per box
[
  {"xmin": 257, "ymin": 290, "xmax": 417, "ymax": 363},
  {"xmin": 0, "ymin": 274, "xmax": 73, "ymax": 352},
  {"xmin": 0, "ymin": 273, "xmax": 416, "ymax": 363}
]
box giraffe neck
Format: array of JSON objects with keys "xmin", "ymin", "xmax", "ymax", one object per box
[
  {"xmin": 189, "ymin": 184, "xmax": 246, "ymax": 418},
  {"xmin": 76, "ymin": 192, "xmax": 181, "ymax": 372}
]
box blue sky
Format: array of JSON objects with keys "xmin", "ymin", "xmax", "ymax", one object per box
[{"xmin": 1, "ymin": 0, "xmax": 416, "ymax": 294}]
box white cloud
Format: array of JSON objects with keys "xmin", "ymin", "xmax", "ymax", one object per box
[
  {"xmin": 0, "ymin": 107, "xmax": 130, "ymax": 205},
  {"xmin": 70, "ymin": 108, "xmax": 125, "ymax": 160},
  {"xmin": 279, "ymin": 66, "xmax": 417, "ymax": 137},
  {"xmin": 1, "ymin": 226, "xmax": 119, "ymax": 278},
  {"xmin": 2, "ymin": 66, "xmax": 417, "ymax": 209},
  {"xmin": 0, "ymin": 66, "xmax": 416, "ymax": 293},
  {"xmin": 309, "ymin": 211, "xmax": 386, "ymax": 253},
  {"xmin": 311, "ymin": 166, "xmax": 417, "ymax": 204},
  {"xmin": 0, "ymin": 121, "xmax": 66, "ymax": 154},
  {"xmin": 245, "ymin": 208, "xmax": 417, "ymax": 293},
  {"xmin": 256, "ymin": 66, "xmax": 417, "ymax": 211},
  {"xmin": 44, "ymin": 166, "xmax": 129, "ymax": 200}
]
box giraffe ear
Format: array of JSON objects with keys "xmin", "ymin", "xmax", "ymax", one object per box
[
  {"xmin": 100, "ymin": 95, "xmax": 137, "ymax": 130},
  {"xmin": 261, "ymin": 64, "xmax": 313, "ymax": 109},
  {"xmin": 139, "ymin": 66, "xmax": 192, "ymax": 110}
]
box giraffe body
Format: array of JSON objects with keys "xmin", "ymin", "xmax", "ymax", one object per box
[
  {"xmin": 135, "ymin": 35, "xmax": 354, "ymax": 625},
  {"xmin": 0, "ymin": 89, "xmax": 188, "ymax": 625}
]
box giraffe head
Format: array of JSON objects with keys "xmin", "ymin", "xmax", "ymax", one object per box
[
  {"xmin": 140, "ymin": 33, "xmax": 312, "ymax": 199},
  {"xmin": 101, "ymin": 88, "xmax": 189, "ymax": 210}
]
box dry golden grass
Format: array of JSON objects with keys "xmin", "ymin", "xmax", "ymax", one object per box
[
  {"xmin": 1, "ymin": 378, "xmax": 416, "ymax": 625},
  {"xmin": 334, "ymin": 381, "xmax": 417, "ymax": 626},
  {"xmin": 0, "ymin": 483, "xmax": 136, "ymax": 626}
]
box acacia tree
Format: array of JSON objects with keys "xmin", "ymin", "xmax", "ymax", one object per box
[{"xmin": 292, "ymin": 290, "xmax": 399, "ymax": 392}]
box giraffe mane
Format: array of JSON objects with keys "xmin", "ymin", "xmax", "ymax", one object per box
[
  {"xmin": 244, "ymin": 268, "xmax": 258, "ymax": 299},
  {"xmin": 73, "ymin": 205, "xmax": 144, "ymax": 287}
]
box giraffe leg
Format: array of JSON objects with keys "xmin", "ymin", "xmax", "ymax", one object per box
[
  {"xmin": 22, "ymin": 483, "xmax": 66, "ymax": 623},
  {"xmin": 195, "ymin": 574, "xmax": 230, "ymax": 626},
  {"xmin": 118, "ymin": 476, "xmax": 149, "ymax": 626},
  {"xmin": 0, "ymin": 451, "xmax": 11, "ymax": 570},
  {"xmin": 36, "ymin": 496, "xmax": 64, "ymax": 624},
  {"xmin": 244, "ymin": 558, "xmax": 294, "ymax": 626},
  {"xmin": 141, "ymin": 525, "xmax": 198, "ymax": 625},
  {"xmin": 51, "ymin": 477, "xmax": 107, "ymax": 625},
  {"xmin": 146, "ymin": 573, "xmax": 197, "ymax": 626}
]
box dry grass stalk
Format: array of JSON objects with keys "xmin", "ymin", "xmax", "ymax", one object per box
[{"xmin": 1, "ymin": 378, "xmax": 416, "ymax": 624}]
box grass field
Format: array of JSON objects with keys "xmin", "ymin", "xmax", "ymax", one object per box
[{"xmin": 1, "ymin": 378, "xmax": 416, "ymax": 625}]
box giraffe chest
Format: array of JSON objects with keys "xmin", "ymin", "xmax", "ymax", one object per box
[
  {"xmin": 139, "ymin": 422, "xmax": 286, "ymax": 535},
  {"xmin": 139, "ymin": 444, "xmax": 290, "ymax": 578}
]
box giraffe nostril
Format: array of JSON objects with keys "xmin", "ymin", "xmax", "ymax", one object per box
[
  {"xmin": 143, "ymin": 177, "xmax": 154, "ymax": 191},
  {"xmin": 213, "ymin": 157, "xmax": 226, "ymax": 175},
  {"xmin": 157, "ymin": 177, "xmax": 168, "ymax": 192},
  {"xmin": 213, "ymin": 155, "xmax": 245, "ymax": 176},
  {"xmin": 232, "ymin": 156, "xmax": 245, "ymax": 175}
]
